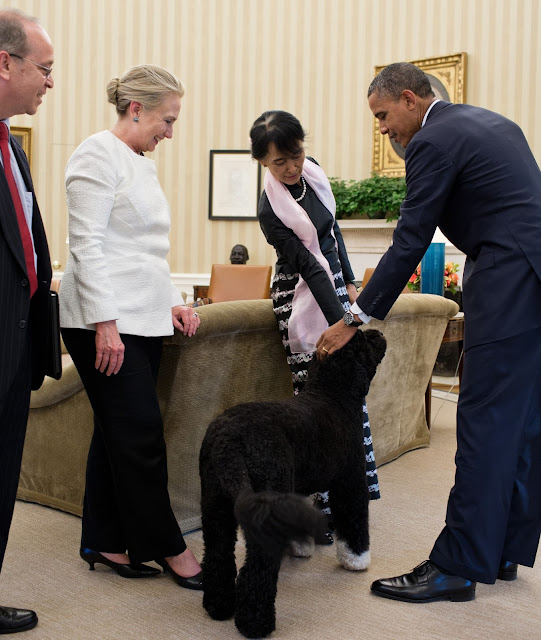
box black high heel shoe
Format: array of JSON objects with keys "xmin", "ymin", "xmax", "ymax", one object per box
[
  {"xmin": 80, "ymin": 547, "xmax": 161, "ymax": 579},
  {"xmin": 156, "ymin": 558, "xmax": 203, "ymax": 590}
]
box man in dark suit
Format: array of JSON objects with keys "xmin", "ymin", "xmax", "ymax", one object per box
[
  {"xmin": 317, "ymin": 62, "xmax": 541, "ymax": 602},
  {"xmin": 0, "ymin": 9, "xmax": 54, "ymax": 634}
]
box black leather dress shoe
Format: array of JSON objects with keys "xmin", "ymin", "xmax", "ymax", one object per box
[
  {"xmin": 0, "ymin": 606, "xmax": 38, "ymax": 634},
  {"xmin": 80, "ymin": 547, "xmax": 160, "ymax": 578},
  {"xmin": 156, "ymin": 559, "xmax": 203, "ymax": 591},
  {"xmin": 371, "ymin": 560, "xmax": 476, "ymax": 603},
  {"xmin": 498, "ymin": 560, "xmax": 518, "ymax": 581}
]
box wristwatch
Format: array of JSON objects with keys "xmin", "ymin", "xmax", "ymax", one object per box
[{"xmin": 343, "ymin": 310, "xmax": 363, "ymax": 327}]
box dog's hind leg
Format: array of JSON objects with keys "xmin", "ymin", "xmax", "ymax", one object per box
[
  {"xmin": 329, "ymin": 469, "xmax": 371, "ymax": 571},
  {"xmin": 286, "ymin": 497, "xmax": 316, "ymax": 557},
  {"xmin": 287, "ymin": 536, "xmax": 315, "ymax": 558},
  {"xmin": 235, "ymin": 541, "xmax": 281, "ymax": 639},
  {"xmin": 201, "ymin": 477, "xmax": 238, "ymax": 620}
]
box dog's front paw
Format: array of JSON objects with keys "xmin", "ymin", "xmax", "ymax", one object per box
[
  {"xmin": 336, "ymin": 540, "xmax": 370, "ymax": 571},
  {"xmin": 235, "ymin": 610, "xmax": 276, "ymax": 639},
  {"xmin": 203, "ymin": 592, "xmax": 235, "ymax": 621},
  {"xmin": 287, "ymin": 537, "xmax": 315, "ymax": 558}
]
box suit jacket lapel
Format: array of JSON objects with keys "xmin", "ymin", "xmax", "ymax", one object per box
[
  {"xmin": 10, "ymin": 133, "xmax": 51, "ymax": 284},
  {"xmin": 0, "ymin": 135, "xmax": 33, "ymax": 274}
]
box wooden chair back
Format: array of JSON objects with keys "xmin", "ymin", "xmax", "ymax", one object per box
[{"xmin": 361, "ymin": 267, "xmax": 411, "ymax": 293}]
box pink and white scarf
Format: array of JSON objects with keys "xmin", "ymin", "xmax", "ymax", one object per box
[{"xmin": 264, "ymin": 159, "xmax": 337, "ymax": 354}]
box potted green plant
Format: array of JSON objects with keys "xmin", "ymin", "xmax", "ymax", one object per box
[{"xmin": 329, "ymin": 173, "xmax": 407, "ymax": 221}]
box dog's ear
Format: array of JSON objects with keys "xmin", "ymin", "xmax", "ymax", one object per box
[{"xmin": 363, "ymin": 329, "xmax": 387, "ymax": 366}]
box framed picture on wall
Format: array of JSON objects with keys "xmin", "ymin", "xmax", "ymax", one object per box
[
  {"xmin": 371, "ymin": 52, "xmax": 467, "ymax": 177},
  {"xmin": 11, "ymin": 126, "xmax": 32, "ymax": 170},
  {"xmin": 208, "ymin": 150, "xmax": 261, "ymax": 220}
]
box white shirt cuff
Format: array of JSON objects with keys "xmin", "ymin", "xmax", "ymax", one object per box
[{"xmin": 350, "ymin": 301, "xmax": 373, "ymax": 324}]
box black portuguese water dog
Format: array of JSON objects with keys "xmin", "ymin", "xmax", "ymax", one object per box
[{"xmin": 199, "ymin": 329, "xmax": 386, "ymax": 638}]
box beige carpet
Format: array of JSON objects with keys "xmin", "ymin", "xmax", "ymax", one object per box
[{"xmin": 2, "ymin": 397, "xmax": 540, "ymax": 640}]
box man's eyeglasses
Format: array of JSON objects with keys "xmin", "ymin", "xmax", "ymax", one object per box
[{"xmin": 9, "ymin": 53, "xmax": 53, "ymax": 80}]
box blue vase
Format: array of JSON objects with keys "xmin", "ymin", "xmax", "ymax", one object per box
[{"xmin": 420, "ymin": 242, "xmax": 445, "ymax": 295}]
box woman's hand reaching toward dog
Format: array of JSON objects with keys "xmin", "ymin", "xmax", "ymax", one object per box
[{"xmin": 346, "ymin": 283, "xmax": 359, "ymax": 304}]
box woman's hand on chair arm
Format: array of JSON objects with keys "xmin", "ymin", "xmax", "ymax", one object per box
[{"xmin": 172, "ymin": 305, "xmax": 201, "ymax": 337}]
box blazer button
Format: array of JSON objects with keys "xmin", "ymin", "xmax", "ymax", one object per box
[
  {"xmin": 19, "ymin": 320, "xmax": 27, "ymax": 328},
  {"xmin": 21, "ymin": 278, "xmax": 29, "ymax": 287}
]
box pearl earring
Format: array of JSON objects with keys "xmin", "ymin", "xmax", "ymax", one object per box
[{"xmin": 133, "ymin": 116, "xmax": 139, "ymax": 122}]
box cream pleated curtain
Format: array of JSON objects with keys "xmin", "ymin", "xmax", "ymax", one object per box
[{"xmin": 10, "ymin": 0, "xmax": 541, "ymax": 276}]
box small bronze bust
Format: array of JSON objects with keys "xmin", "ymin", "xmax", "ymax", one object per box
[{"xmin": 230, "ymin": 244, "xmax": 249, "ymax": 264}]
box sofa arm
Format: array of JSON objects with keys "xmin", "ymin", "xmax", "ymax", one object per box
[
  {"xmin": 382, "ymin": 291, "xmax": 459, "ymax": 321},
  {"xmin": 30, "ymin": 355, "xmax": 84, "ymax": 409},
  {"xmin": 365, "ymin": 293, "xmax": 459, "ymax": 465},
  {"xmin": 165, "ymin": 298, "xmax": 281, "ymax": 343}
]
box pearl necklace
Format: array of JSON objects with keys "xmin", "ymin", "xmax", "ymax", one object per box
[{"xmin": 294, "ymin": 175, "xmax": 307, "ymax": 202}]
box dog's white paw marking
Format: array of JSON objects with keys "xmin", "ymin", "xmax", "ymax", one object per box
[
  {"xmin": 336, "ymin": 540, "xmax": 370, "ymax": 571},
  {"xmin": 288, "ymin": 537, "xmax": 315, "ymax": 558}
]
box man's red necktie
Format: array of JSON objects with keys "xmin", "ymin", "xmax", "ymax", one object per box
[{"xmin": 0, "ymin": 122, "xmax": 38, "ymax": 297}]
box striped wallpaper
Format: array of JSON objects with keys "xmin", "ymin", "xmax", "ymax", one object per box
[{"xmin": 10, "ymin": 0, "xmax": 541, "ymax": 277}]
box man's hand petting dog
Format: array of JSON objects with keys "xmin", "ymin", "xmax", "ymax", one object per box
[{"xmin": 316, "ymin": 321, "xmax": 358, "ymax": 359}]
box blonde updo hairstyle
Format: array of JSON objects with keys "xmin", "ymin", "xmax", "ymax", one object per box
[{"xmin": 106, "ymin": 64, "xmax": 184, "ymax": 116}]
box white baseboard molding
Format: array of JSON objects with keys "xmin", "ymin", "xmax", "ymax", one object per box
[{"xmin": 432, "ymin": 389, "xmax": 458, "ymax": 403}]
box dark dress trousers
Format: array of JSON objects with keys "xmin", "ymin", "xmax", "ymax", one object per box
[
  {"xmin": 60, "ymin": 328, "xmax": 187, "ymax": 562},
  {"xmin": 0, "ymin": 134, "xmax": 51, "ymax": 569},
  {"xmin": 357, "ymin": 101, "xmax": 541, "ymax": 583}
]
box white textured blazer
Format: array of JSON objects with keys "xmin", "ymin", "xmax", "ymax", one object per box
[{"xmin": 60, "ymin": 130, "xmax": 184, "ymax": 337}]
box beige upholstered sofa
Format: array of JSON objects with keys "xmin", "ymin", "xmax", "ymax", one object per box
[{"xmin": 18, "ymin": 294, "xmax": 458, "ymax": 531}]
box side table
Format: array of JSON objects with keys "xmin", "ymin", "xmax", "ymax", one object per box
[{"xmin": 193, "ymin": 284, "xmax": 209, "ymax": 301}]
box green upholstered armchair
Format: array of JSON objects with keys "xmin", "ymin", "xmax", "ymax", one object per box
[{"xmin": 18, "ymin": 294, "xmax": 458, "ymax": 531}]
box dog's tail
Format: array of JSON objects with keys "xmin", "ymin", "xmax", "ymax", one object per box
[{"xmin": 233, "ymin": 489, "xmax": 328, "ymax": 557}]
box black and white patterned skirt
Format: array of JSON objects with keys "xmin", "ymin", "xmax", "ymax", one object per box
[{"xmin": 271, "ymin": 271, "xmax": 380, "ymax": 500}]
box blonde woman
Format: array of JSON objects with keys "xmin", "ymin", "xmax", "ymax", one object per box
[{"xmin": 60, "ymin": 65, "xmax": 202, "ymax": 590}]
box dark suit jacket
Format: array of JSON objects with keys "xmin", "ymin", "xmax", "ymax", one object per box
[
  {"xmin": 0, "ymin": 133, "xmax": 51, "ymax": 396},
  {"xmin": 357, "ymin": 101, "xmax": 541, "ymax": 349}
]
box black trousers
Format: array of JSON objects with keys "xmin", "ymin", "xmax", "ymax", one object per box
[
  {"xmin": 430, "ymin": 326, "xmax": 541, "ymax": 583},
  {"xmin": 0, "ymin": 338, "xmax": 32, "ymax": 571},
  {"xmin": 61, "ymin": 329, "xmax": 186, "ymax": 563}
]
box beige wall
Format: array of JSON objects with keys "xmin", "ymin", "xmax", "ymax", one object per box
[{"xmin": 11, "ymin": 0, "xmax": 541, "ymax": 278}]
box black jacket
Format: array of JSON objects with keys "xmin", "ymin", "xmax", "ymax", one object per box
[{"xmin": 0, "ymin": 132, "xmax": 52, "ymax": 395}]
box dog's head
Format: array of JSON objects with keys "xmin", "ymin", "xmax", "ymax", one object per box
[
  {"xmin": 305, "ymin": 329, "xmax": 386, "ymax": 398},
  {"xmin": 346, "ymin": 329, "xmax": 387, "ymax": 380}
]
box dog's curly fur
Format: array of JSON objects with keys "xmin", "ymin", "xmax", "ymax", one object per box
[{"xmin": 199, "ymin": 329, "xmax": 386, "ymax": 638}]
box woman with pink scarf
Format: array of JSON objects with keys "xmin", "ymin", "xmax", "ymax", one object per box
[{"xmin": 250, "ymin": 111, "xmax": 380, "ymax": 542}]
